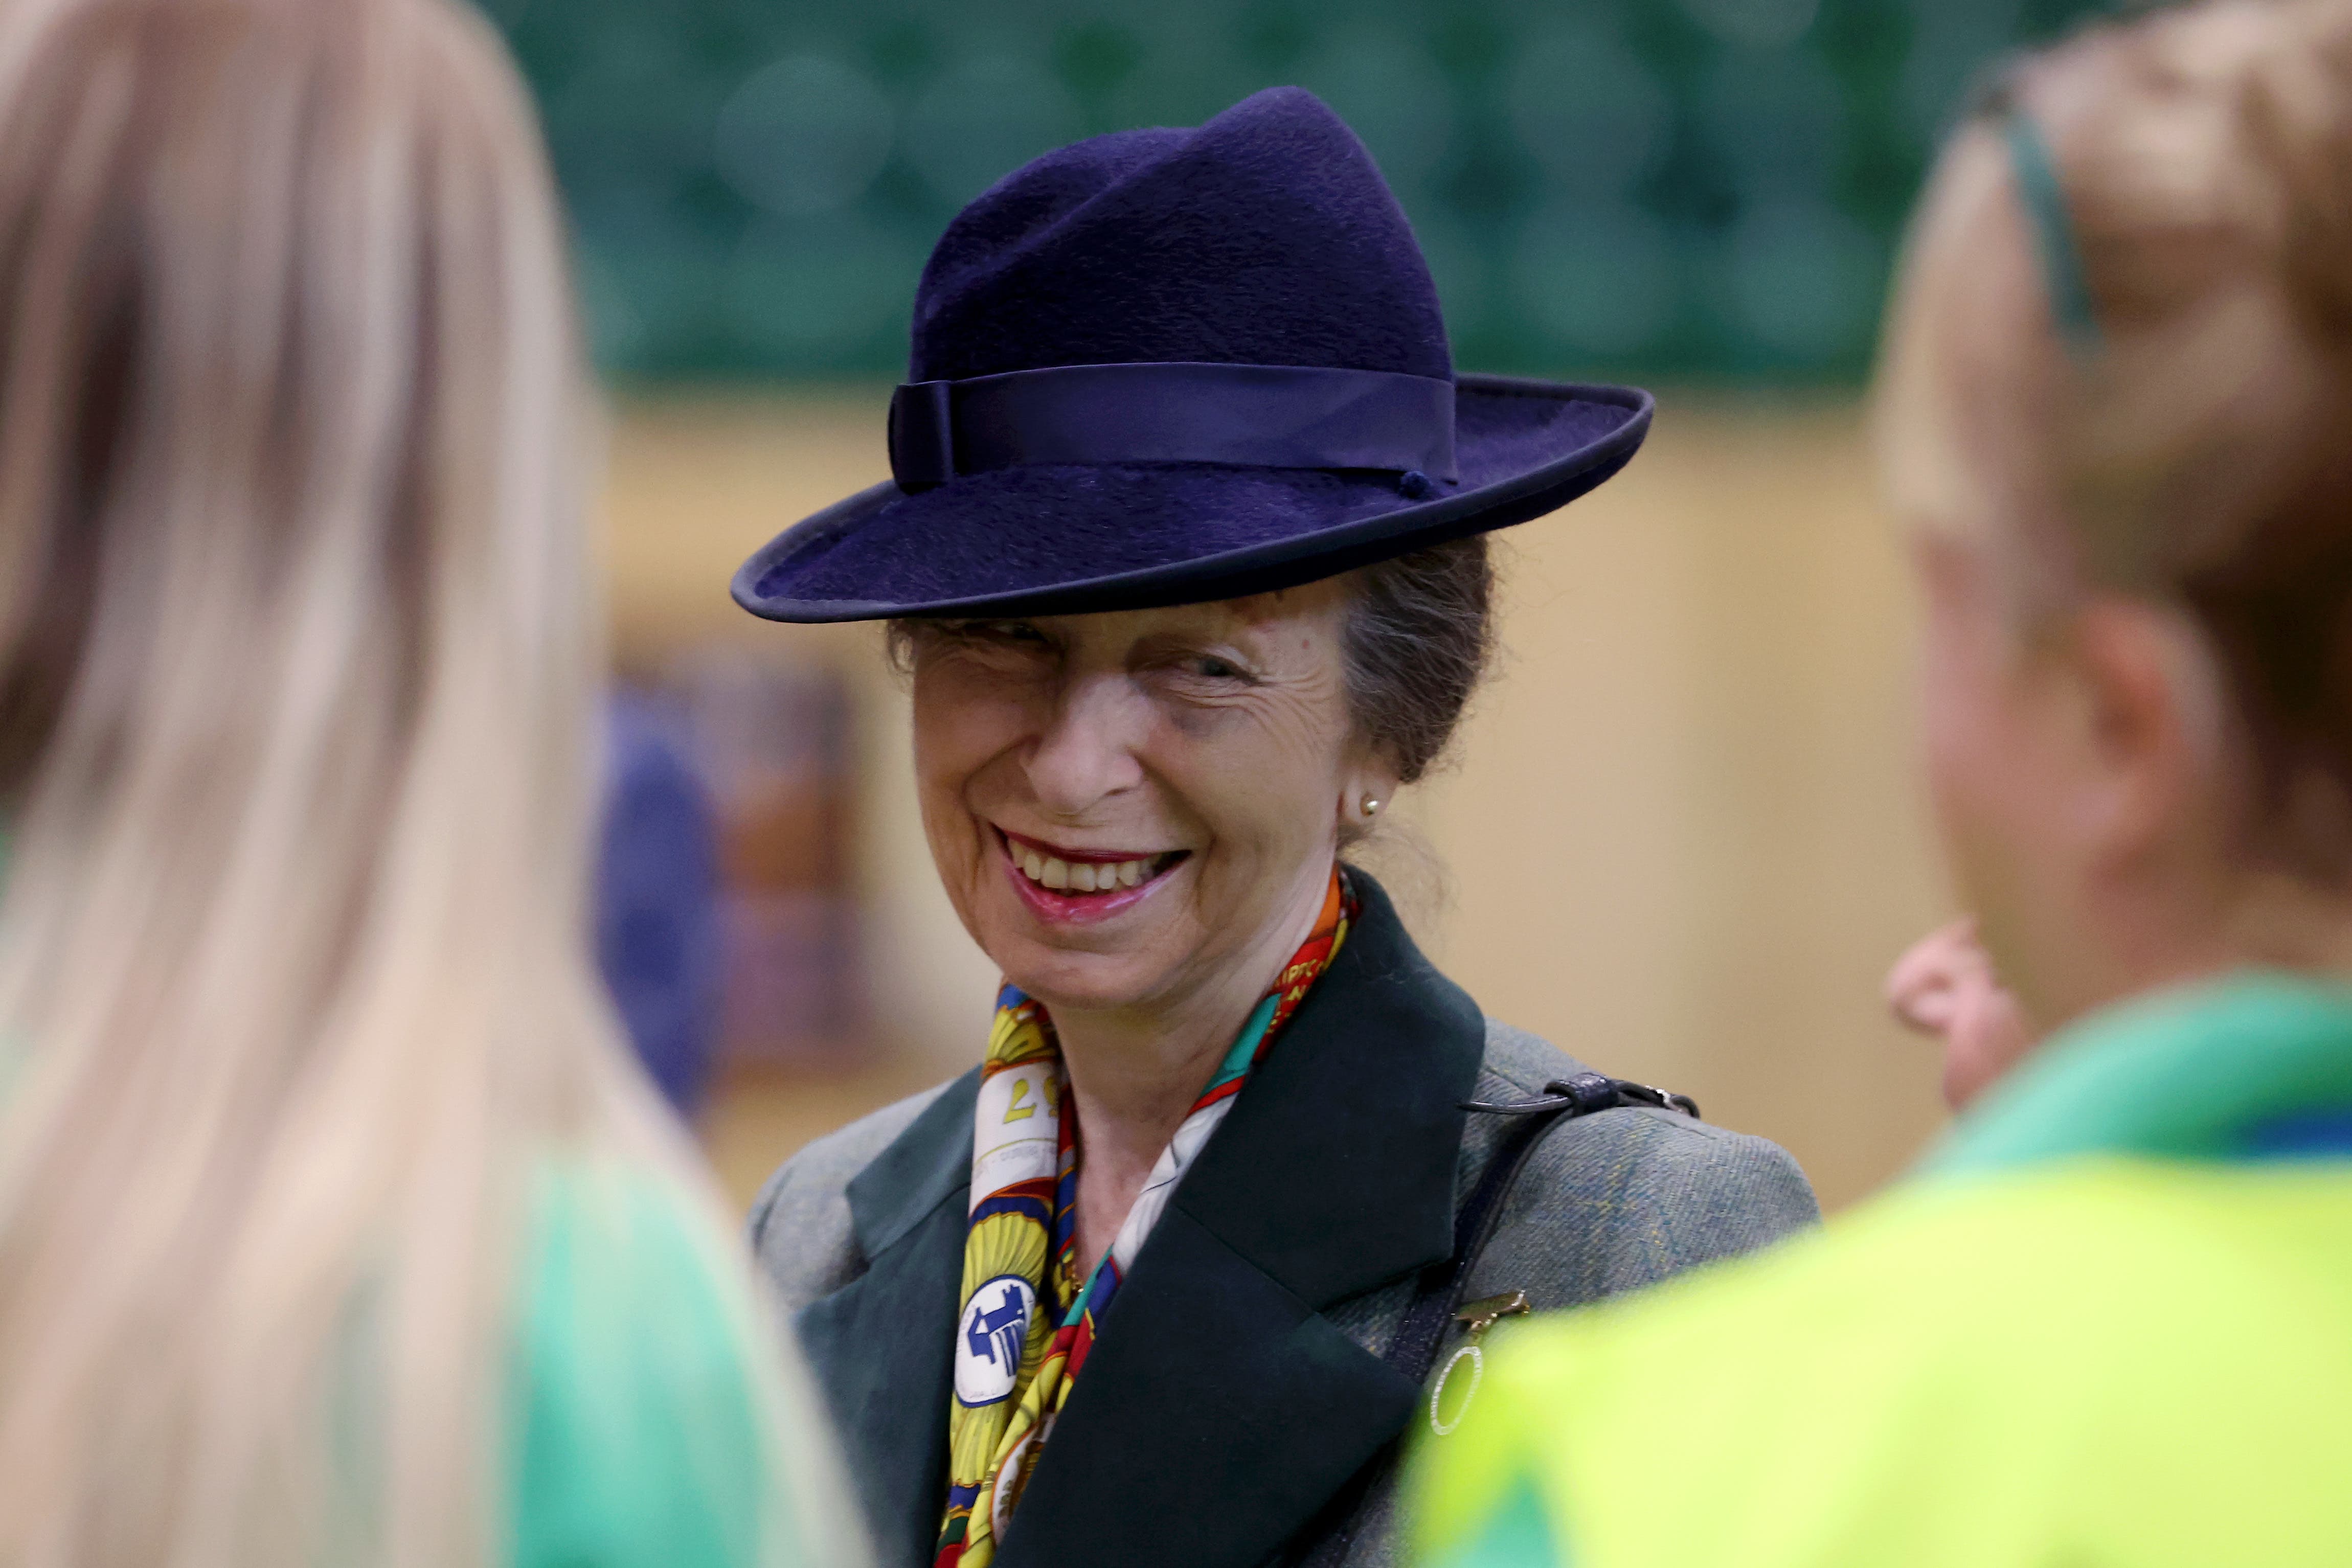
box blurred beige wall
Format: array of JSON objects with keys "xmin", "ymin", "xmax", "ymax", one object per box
[{"xmin": 602, "ymin": 390, "xmax": 1956, "ymax": 1214}]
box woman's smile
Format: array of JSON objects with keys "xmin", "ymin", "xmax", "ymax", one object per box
[
  {"xmin": 907, "ymin": 585, "xmax": 1373, "ymax": 1013},
  {"xmin": 993, "ymin": 825, "xmax": 1192, "ymax": 926}
]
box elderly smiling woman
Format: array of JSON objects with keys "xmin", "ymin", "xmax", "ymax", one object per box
[{"xmin": 740, "ymin": 89, "xmax": 1818, "ymax": 1568}]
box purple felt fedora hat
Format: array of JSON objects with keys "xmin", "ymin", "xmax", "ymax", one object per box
[{"xmin": 732, "ymin": 86, "xmax": 1652, "ymax": 624}]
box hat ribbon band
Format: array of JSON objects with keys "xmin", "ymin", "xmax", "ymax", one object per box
[{"xmin": 888, "ymin": 361, "xmax": 1459, "ymax": 490}]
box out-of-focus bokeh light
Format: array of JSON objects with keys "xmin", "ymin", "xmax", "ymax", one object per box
[
  {"xmin": 561, "ymin": 1, "xmax": 2130, "ymax": 1210},
  {"xmin": 493, "ymin": 0, "xmax": 2112, "ymax": 382}
]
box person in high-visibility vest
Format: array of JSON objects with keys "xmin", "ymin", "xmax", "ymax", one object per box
[{"xmin": 1407, "ymin": 2, "xmax": 2352, "ymax": 1563}]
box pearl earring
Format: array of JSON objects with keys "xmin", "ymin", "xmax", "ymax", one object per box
[{"xmin": 1361, "ymin": 794, "xmax": 1383, "ymax": 818}]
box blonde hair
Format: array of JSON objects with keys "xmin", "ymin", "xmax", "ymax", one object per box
[
  {"xmin": 1878, "ymin": 0, "xmax": 2352, "ymax": 876},
  {"xmin": 0, "ymin": 1, "xmax": 831, "ymax": 1564}
]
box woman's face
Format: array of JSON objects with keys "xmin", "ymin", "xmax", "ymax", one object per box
[
  {"xmin": 1910, "ymin": 531, "xmax": 2226, "ymax": 1037},
  {"xmin": 1913, "ymin": 534, "xmax": 2085, "ymax": 1029},
  {"xmin": 909, "ymin": 578, "xmax": 1383, "ymax": 1017}
]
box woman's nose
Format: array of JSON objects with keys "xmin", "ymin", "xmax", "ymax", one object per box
[{"xmin": 1025, "ymin": 675, "xmax": 1147, "ymax": 816}]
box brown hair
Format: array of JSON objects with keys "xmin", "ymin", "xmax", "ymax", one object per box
[
  {"xmin": 1340, "ymin": 535, "xmax": 1495, "ymax": 785},
  {"xmin": 1880, "ymin": 0, "xmax": 2352, "ymax": 879}
]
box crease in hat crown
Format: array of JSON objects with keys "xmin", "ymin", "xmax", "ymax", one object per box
[
  {"xmin": 909, "ymin": 86, "xmax": 1453, "ymax": 387},
  {"xmin": 730, "ymin": 85, "xmax": 1655, "ymax": 625}
]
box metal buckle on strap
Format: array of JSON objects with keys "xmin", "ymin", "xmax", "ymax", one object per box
[
  {"xmin": 1453, "ymin": 1290, "xmax": 1532, "ymax": 1339},
  {"xmin": 1457, "ymin": 1072, "xmax": 1701, "ymax": 1121},
  {"xmin": 1604, "ymin": 1079, "xmax": 1702, "ymax": 1119}
]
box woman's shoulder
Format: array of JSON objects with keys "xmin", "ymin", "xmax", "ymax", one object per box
[
  {"xmin": 512, "ymin": 1159, "xmax": 774, "ymax": 1568},
  {"xmin": 1417, "ymin": 1164, "xmax": 2352, "ymax": 1568},
  {"xmin": 1465, "ymin": 1019, "xmax": 1821, "ymax": 1308},
  {"xmin": 747, "ymin": 1076, "xmax": 965, "ymax": 1315},
  {"xmin": 521, "ymin": 1160, "xmax": 751, "ymax": 1378}
]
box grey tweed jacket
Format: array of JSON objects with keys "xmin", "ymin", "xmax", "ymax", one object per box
[{"xmin": 751, "ymin": 875, "xmax": 1817, "ymax": 1568}]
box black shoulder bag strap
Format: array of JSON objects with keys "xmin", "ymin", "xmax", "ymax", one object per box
[{"xmin": 1287, "ymin": 1072, "xmax": 1701, "ymax": 1568}]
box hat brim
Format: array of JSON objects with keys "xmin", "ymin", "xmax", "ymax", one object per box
[{"xmin": 731, "ymin": 375, "xmax": 1652, "ymax": 624}]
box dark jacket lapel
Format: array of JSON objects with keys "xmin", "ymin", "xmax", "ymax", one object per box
[
  {"xmin": 998, "ymin": 874, "xmax": 1488, "ymax": 1568},
  {"xmin": 796, "ymin": 1067, "xmax": 980, "ymax": 1568}
]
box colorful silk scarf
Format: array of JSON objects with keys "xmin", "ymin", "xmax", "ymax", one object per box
[{"xmin": 936, "ymin": 868, "xmax": 1357, "ymax": 1568}]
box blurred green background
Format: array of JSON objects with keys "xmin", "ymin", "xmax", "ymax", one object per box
[
  {"xmin": 488, "ymin": 0, "xmax": 2113, "ymax": 384},
  {"xmin": 553, "ymin": 0, "xmax": 2129, "ymax": 1209}
]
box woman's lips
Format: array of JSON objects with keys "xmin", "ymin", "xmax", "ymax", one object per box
[{"xmin": 994, "ymin": 827, "xmax": 1187, "ymax": 924}]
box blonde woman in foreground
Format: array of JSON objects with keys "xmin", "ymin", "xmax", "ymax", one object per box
[
  {"xmin": 1409, "ymin": 1, "xmax": 2352, "ymax": 1563},
  {"xmin": 0, "ymin": 0, "xmax": 858, "ymax": 1564}
]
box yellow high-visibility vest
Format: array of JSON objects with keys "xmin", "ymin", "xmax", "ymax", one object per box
[{"xmin": 1407, "ymin": 973, "xmax": 2352, "ymax": 1568}]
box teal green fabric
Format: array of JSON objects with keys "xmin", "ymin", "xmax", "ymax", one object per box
[
  {"xmin": 509, "ymin": 1163, "xmax": 770, "ymax": 1568},
  {"xmin": 1424, "ymin": 1474, "xmax": 1565, "ymax": 1568},
  {"xmin": 1923, "ymin": 970, "xmax": 2352, "ymax": 1176}
]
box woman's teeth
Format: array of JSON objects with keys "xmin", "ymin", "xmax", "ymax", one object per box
[{"xmin": 1013, "ymin": 845, "xmax": 1163, "ymax": 894}]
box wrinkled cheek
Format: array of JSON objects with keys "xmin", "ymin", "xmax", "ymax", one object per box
[
  {"xmin": 910, "ymin": 718, "xmax": 992, "ymax": 934},
  {"xmin": 917, "ymin": 801, "xmax": 984, "ymax": 938}
]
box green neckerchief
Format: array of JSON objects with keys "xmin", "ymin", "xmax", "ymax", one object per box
[{"xmin": 1923, "ymin": 970, "xmax": 2352, "ymax": 1179}]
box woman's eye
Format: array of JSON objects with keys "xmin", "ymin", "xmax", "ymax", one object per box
[{"xmin": 1188, "ymin": 654, "xmax": 1249, "ymax": 681}]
